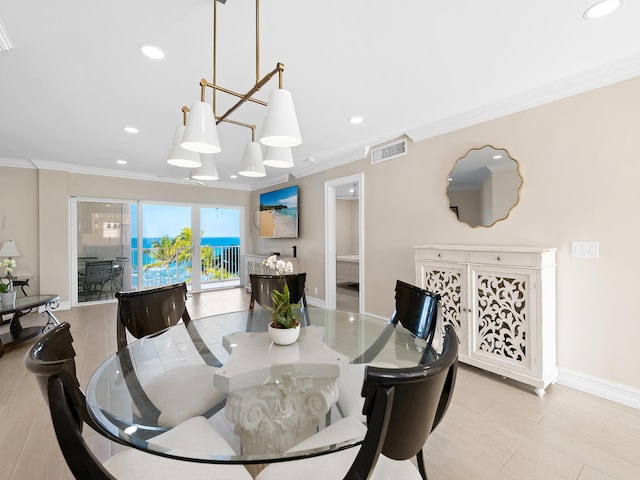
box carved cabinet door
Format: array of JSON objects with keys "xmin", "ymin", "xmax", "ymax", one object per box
[
  {"xmin": 469, "ymin": 264, "xmax": 537, "ymax": 376},
  {"xmin": 416, "ymin": 261, "xmax": 468, "ymax": 355}
]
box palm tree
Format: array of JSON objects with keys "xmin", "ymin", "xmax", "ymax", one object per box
[
  {"xmin": 174, "ymin": 227, "xmax": 194, "ymax": 266},
  {"xmin": 144, "ymin": 235, "xmax": 176, "ymax": 274}
]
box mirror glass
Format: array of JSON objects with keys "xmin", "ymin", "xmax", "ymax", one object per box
[{"xmin": 447, "ymin": 145, "xmax": 522, "ymax": 228}]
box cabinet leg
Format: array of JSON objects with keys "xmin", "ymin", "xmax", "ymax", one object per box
[{"xmin": 534, "ymin": 387, "xmax": 545, "ymax": 397}]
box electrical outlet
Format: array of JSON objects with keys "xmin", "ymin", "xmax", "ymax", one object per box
[{"xmin": 314, "ymin": 287, "xmax": 318, "ymax": 295}]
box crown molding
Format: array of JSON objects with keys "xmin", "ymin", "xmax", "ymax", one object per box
[
  {"xmin": 0, "ymin": 157, "xmax": 251, "ymax": 191},
  {"xmin": 294, "ymin": 145, "xmax": 370, "ymax": 179},
  {"xmin": 405, "ymin": 52, "xmax": 640, "ymax": 143}
]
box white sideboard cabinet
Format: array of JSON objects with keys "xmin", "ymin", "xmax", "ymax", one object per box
[{"xmin": 414, "ymin": 245, "xmax": 557, "ymax": 396}]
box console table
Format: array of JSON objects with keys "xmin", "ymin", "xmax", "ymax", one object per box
[{"xmin": 0, "ymin": 294, "xmax": 60, "ymax": 357}]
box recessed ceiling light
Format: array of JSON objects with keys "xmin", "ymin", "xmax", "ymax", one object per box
[
  {"xmin": 349, "ymin": 116, "xmax": 364, "ymax": 124},
  {"xmin": 230, "ymin": 174, "xmax": 238, "ymax": 179},
  {"xmin": 492, "ymin": 155, "xmax": 503, "ymax": 159},
  {"xmin": 140, "ymin": 45, "xmax": 165, "ymax": 60},
  {"xmin": 116, "ymin": 159, "xmax": 127, "ymax": 165},
  {"xmin": 583, "ymin": 0, "xmax": 621, "ymax": 19},
  {"xmin": 123, "ymin": 126, "xmax": 139, "ymax": 134}
]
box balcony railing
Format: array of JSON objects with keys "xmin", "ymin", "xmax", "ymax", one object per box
[{"xmin": 130, "ymin": 244, "xmax": 240, "ymax": 289}]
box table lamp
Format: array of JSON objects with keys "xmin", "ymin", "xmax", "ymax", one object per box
[
  {"xmin": 0, "ymin": 239, "xmax": 22, "ymax": 269},
  {"xmin": 0, "ymin": 240, "xmax": 22, "ymax": 260}
]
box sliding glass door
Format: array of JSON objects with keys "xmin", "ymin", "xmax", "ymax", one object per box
[
  {"xmin": 73, "ymin": 199, "xmax": 241, "ymax": 304},
  {"xmin": 199, "ymin": 207, "xmax": 240, "ymax": 289},
  {"xmin": 74, "ymin": 200, "xmax": 135, "ymax": 303}
]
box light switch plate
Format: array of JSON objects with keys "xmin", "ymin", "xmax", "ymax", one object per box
[{"xmin": 571, "ymin": 241, "xmax": 599, "ymax": 258}]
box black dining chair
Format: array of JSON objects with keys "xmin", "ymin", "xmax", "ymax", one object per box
[
  {"xmin": 256, "ymin": 325, "xmax": 459, "ymax": 480},
  {"xmin": 24, "ymin": 322, "xmax": 252, "ymax": 480},
  {"xmin": 115, "ymin": 283, "xmax": 225, "ymax": 428},
  {"xmin": 338, "ymin": 280, "xmax": 441, "ymax": 419},
  {"xmin": 352, "ymin": 280, "xmax": 441, "ymax": 365},
  {"xmin": 249, "ymin": 272, "xmax": 309, "ymax": 327}
]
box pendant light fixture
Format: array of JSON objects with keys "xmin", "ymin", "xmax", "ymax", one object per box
[
  {"xmin": 263, "ymin": 146, "xmax": 294, "ymax": 168},
  {"xmin": 181, "ymin": 101, "xmax": 221, "ymax": 154},
  {"xmin": 259, "ymin": 89, "xmax": 302, "ymax": 147},
  {"xmin": 239, "ymin": 127, "xmax": 266, "ymax": 177},
  {"xmin": 167, "ymin": 115, "xmax": 202, "ymax": 168},
  {"xmin": 172, "ymin": 0, "xmax": 301, "ymax": 174},
  {"xmin": 191, "ymin": 154, "xmax": 220, "ymax": 181}
]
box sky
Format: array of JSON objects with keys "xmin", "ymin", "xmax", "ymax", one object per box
[
  {"xmin": 260, "ymin": 185, "xmax": 298, "ymax": 209},
  {"xmin": 132, "ymin": 205, "xmax": 240, "ymax": 238}
]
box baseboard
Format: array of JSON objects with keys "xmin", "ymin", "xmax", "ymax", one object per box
[
  {"xmin": 557, "ymin": 367, "xmax": 640, "ymax": 410},
  {"xmin": 306, "ymin": 296, "xmax": 325, "ymax": 308}
]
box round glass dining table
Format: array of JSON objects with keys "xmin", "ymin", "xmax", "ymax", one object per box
[{"xmin": 86, "ymin": 308, "xmax": 434, "ymax": 465}]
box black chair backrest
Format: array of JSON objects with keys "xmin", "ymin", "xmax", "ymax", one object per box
[
  {"xmin": 346, "ymin": 326, "xmax": 458, "ymax": 479},
  {"xmin": 391, "ymin": 280, "xmax": 440, "ymax": 341},
  {"xmin": 24, "ymin": 322, "xmax": 117, "ymax": 480},
  {"xmin": 249, "ymin": 273, "xmax": 308, "ymax": 311},
  {"xmin": 115, "ymin": 282, "xmax": 191, "ymax": 351},
  {"xmin": 351, "ymin": 280, "xmax": 441, "ymax": 366}
]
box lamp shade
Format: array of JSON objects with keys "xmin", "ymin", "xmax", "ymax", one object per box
[
  {"xmin": 259, "ymin": 89, "xmax": 302, "ymax": 147},
  {"xmin": 263, "ymin": 146, "xmax": 294, "ymax": 168},
  {"xmin": 191, "ymin": 155, "xmax": 219, "ymax": 181},
  {"xmin": 167, "ymin": 125, "xmax": 202, "ymax": 168},
  {"xmin": 238, "ymin": 142, "xmax": 266, "ymax": 177},
  {"xmin": 0, "ymin": 240, "xmax": 22, "ymax": 257},
  {"xmin": 181, "ymin": 101, "xmax": 222, "ymax": 154}
]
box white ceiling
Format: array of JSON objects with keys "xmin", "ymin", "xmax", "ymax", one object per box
[{"xmin": 2, "ymin": 0, "xmax": 640, "ymax": 191}]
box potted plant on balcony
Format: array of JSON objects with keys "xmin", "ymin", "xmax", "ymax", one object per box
[{"xmin": 262, "ymin": 255, "xmax": 300, "ymax": 345}]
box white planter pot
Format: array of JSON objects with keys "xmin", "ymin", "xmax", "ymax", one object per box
[
  {"xmin": 1, "ymin": 291, "xmax": 16, "ymax": 307},
  {"xmin": 268, "ymin": 323, "xmax": 300, "ymax": 346}
]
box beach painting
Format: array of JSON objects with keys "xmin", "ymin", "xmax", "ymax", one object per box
[{"xmin": 259, "ymin": 185, "xmax": 299, "ymax": 238}]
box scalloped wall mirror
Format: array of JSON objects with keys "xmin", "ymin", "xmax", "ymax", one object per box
[{"xmin": 447, "ymin": 145, "xmax": 522, "ymax": 228}]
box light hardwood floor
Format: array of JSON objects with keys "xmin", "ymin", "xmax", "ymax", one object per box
[{"xmin": 1, "ymin": 288, "xmax": 639, "ymax": 480}]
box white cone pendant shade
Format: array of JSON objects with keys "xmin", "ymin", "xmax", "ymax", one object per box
[
  {"xmin": 238, "ymin": 142, "xmax": 266, "ymax": 177},
  {"xmin": 259, "ymin": 89, "xmax": 302, "ymax": 147},
  {"xmin": 181, "ymin": 101, "xmax": 222, "ymax": 154},
  {"xmin": 167, "ymin": 125, "xmax": 202, "ymax": 168},
  {"xmin": 191, "ymin": 155, "xmax": 219, "ymax": 181},
  {"xmin": 263, "ymin": 146, "xmax": 294, "ymax": 168}
]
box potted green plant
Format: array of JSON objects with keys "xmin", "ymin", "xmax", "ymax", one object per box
[{"xmin": 262, "ymin": 255, "xmax": 301, "ymax": 345}]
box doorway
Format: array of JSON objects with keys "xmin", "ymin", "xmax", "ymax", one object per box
[{"xmin": 325, "ymin": 173, "xmax": 364, "ymax": 312}]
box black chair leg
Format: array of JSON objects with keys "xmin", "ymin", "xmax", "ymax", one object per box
[{"xmin": 416, "ymin": 450, "xmax": 428, "ymax": 480}]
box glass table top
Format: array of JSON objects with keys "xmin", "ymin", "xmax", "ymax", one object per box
[{"xmin": 86, "ymin": 308, "xmax": 436, "ymax": 464}]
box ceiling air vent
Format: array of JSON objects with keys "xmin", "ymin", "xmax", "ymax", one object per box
[{"xmin": 370, "ymin": 138, "xmax": 408, "ymax": 165}]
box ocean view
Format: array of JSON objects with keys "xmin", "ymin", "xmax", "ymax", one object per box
[{"xmin": 129, "ymin": 236, "xmax": 241, "ymax": 287}]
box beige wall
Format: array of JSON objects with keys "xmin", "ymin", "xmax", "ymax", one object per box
[
  {"xmin": 336, "ymin": 199, "xmax": 359, "ymax": 256},
  {"xmin": 249, "ymin": 76, "xmax": 640, "ymax": 390},
  {"xmin": 0, "ymin": 169, "xmax": 251, "ymax": 301},
  {"xmin": 3, "ymin": 75, "xmax": 640, "ymax": 391},
  {"xmin": 0, "ymin": 168, "xmax": 39, "ymax": 290}
]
